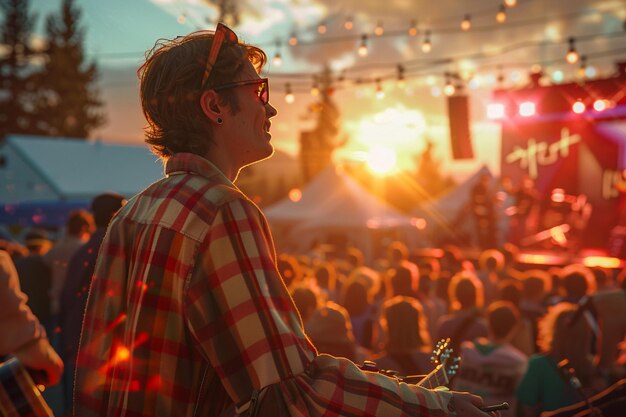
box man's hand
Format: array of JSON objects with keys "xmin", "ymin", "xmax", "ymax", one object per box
[
  {"xmin": 13, "ymin": 337, "xmax": 64, "ymax": 386},
  {"xmin": 449, "ymin": 392, "xmax": 501, "ymax": 417}
]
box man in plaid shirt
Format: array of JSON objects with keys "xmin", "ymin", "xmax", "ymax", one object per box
[{"xmin": 74, "ymin": 23, "xmax": 495, "ymax": 417}]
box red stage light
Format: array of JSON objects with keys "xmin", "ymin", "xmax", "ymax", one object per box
[
  {"xmin": 593, "ymin": 99, "xmax": 607, "ymax": 111},
  {"xmin": 519, "ymin": 101, "xmax": 535, "ymax": 117},
  {"xmin": 572, "ymin": 100, "xmax": 586, "ymax": 114}
]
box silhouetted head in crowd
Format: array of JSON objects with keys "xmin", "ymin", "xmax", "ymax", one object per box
[
  {"xmin": 522, "ymin": 269, "xmax": 552, "ymax": 302},
  {"xmin": 381, "ymin": 296, "xmax": 430, "ymax": 353},
  {"xmin": 387, "ymin": 240, "xmax": 409, "ymax": 264},
  {"xmin": 501, "ymin": 243, "xmax": 520, "ymax": 267},
  {"xmin": 448, "ymin": 271, "xmax": 484, "ymax": 311},
  {"xmin": 314, "ymin": 261, "xmax": 337, "ymax": 293},
  {"xmin": 559, "ymin": 264, "xmax": 596, "ymax": 301},
  {"xmin": 66, "ymin": 209, "xmax": 95, "ymax": 239},
  {"xmin": 341, "ymin": 278, "xmax": 371, "ymax": 318},
  {"xmin": 305, "ymin": 302, "xmax": 359, "ymax": 361},
  {"xmin": 417, "ymin": 257, "xmax": 440, "ymax": 281},
  {"xmin": 387, "ymin": 266, "xmax": 417, "ymax": 298},
  {"xmin": 277, "ymin": 253, "xmax": 302, "ymax": 288},
  {"xmin": 346, "ymin": 247, "xmax": 365, "ymax": 269},
  {"xmin": 498, "ymin": 279, "xmax": 523, "ymax": 306},
  {"xmin": 487, "ymin": 301, "xmax": 520, "ymax": 342},
  {"xmin": 478, "ymin": 249, "xmax": 505, "ymax": 272},
  {"xmin": 291, "ymin": 284, "xmax": 322, "ymax": 325},
  {"xmin": 24, "ymin": 228, "xmax": 52, "ymax": 255},
  {"xmin": 441, "ymin": 244, "xmax": 465, "ymax": 274},
  {"xmin": 91, "ymin": 192, "xmax": 126, "ymax": 228}
]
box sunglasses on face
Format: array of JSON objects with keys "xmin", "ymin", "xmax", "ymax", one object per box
[{"xmin": 213, "ymin": 78, "xmax": 270, "ymax": 105}]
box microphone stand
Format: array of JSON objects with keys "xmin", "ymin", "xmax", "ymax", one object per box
[{"xmin": 558, "ymin": 359, "xmax": 602, "ymax": 417}]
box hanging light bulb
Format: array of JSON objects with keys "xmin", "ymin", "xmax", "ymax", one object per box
[
  {"xmin": 358, "ymin": 35, "xmax": 369, "ymax": 57},
  {"xmin": 396, "ymin": 64, "xmax": 406, "ymax": 88},
  {"xmin": 566, "ymin": 37, "xmax": 579, "ymax": 64},
  {"xmin": 344, "ymin": 16, "xmax": 353, "ymax": 30},
  {"xmin": 374, "ymin": 20, "xmax": 384, "ymax": 36},
  {"xmin": 318, "ymin": 21, "xmax": 327, "ymax": 34},
  {"xmin": 496, "ymin": 4, "xmax": 507, "ymax": 23},
  {"xmin": 311, "ymin": 82, "xmax": 320, "ymax": 96},
  {"xmin": 461, "ymin": 14, "xmax": 471, "ymax": 31},
  {"xmin": 285, "ymin": 83, "xmax": 295, "ymax": 103},
  {"xmin": 443, "ymin": 73, "xmax": 456, "ymax": 96},
  {"xmin": 497, "ymin": 65, "xmax": 505, "ymax": 85},
  {"xmin": 408, "ymin": 19, "xmax": 418, "ymax": 36},
  {"xmin": 273, "ymin": 52, "xmax": 282, "ymax": 66},
  {"xmin": 578, "ymin": 55, "xmax": 587, "ymax": 78},
  {"xmin": 177, "ymin": 13, "xmax": 187, "ymax": 24},
  {"xmin": 375, "ymin": 78, "xmax": 385, "ymax": 99},
  {"xmin": 273, "ymin": 41, "xmax": 282, "ymax": 66},
  {"xmin": 444, "ymin": 82, "xmax": 456, "ymax": 96},
  {"xmin": 504, "ymin": 0, "xmax": 517, "ymax": 7},
  {"xmin": 288, "ymin": 32, "xmax": 298, "ymax": 46},
  {"xmin": 421, "ymin": 30, "xmax": 432, "ymax": 53}
]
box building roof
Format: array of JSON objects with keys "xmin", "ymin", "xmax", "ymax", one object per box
[{"xmin": 6, "ymin": 135, "xmax": 163, "ymax": 199}]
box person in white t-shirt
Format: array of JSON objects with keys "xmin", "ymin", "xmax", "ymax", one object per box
[{"xmin": 452, "ymin": 301, "xmax": 528, "ymax": 417}]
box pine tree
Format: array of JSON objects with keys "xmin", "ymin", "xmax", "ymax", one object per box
[
  {"xmin": 299, "ymin": 65, "xmax": 348, "ymax": 181},
  {"xmin": 0, "ymin": 0, "xmax": 40, "ymax": 140},
  {"xmin": 35, "ymin": 0, "xmax": 104, "ymax": 138}
]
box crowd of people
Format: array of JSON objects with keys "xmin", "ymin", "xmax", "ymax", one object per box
[
  {"xmin": 1, "ymin": 22, "xmax": 625, "ymax": 417},
  {"xmin": 283, "ymin": 241, "xmax": 626, "ymax": 417},
  {"xmin": 2, "ymin": 231, "xmax": 625, "ymax": 416}
]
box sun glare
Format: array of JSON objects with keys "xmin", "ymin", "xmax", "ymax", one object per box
[
  {"xmin": 366, "ymin": 146, "xmax": 397, "ymax": 175},
  {"xmin": 343, "ymin": 106, "xmax": 427, "ymax": 172}
]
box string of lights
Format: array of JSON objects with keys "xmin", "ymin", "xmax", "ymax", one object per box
[{"xmin": 88, "ymin": 2, "xmax": 626, "ymax": 102}]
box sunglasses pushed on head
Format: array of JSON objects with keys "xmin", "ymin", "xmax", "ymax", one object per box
[{"xmin": 201, "ymin": 23, "xmax": 269, "ymax": 105}]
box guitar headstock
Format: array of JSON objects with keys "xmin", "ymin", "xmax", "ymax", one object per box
[{"xmin": 419, "ymin": 338, "xmax": 460, "ymax": 389}]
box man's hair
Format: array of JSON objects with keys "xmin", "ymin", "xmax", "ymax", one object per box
[
  {"xmin": 66, "ymin": 209, "xmax": 94, "ymax": 236},
  {"xmin": 138, "ymin": 30, "xmax": 267, "ymax": 159},
  {"xmin": 487, "ymin": 301, "xmax": 519, "ymax": 340}
]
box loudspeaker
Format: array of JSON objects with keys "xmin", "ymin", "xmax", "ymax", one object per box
[{"xmin": 447, "ymin": 95, "xmax": 474, "ymax": 159}]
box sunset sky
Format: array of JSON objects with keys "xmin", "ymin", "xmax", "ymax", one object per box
[{"xmin": 29, "ymin": 0, "xmax": 626, "ymax": 177}]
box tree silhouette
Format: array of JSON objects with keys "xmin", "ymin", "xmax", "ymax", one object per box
[
  {"xmin": 33, "ymin": 0, "xmax": 104, "ymax": 138},
  {"xmin": 299, "ymin": 65, "xmax": 348, "ymax": 182},
  {"xmin": 0, "ymin": 0, "xmax": 40, "ymax": 140}
]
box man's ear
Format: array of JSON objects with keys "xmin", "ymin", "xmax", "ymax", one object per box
[{"xmin": 200, "ymin": 89, "xmax": 223, "ymax": 124}]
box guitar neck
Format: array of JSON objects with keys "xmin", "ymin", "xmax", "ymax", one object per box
[
  {"xmin": 416, "ymin": 363, "xmax": 450, "ymax": 389},
  {"xmin": 0, "ymin": 358, "xmax": 54, "ymax": 417}
]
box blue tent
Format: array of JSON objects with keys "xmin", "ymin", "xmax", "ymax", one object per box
[{"xmin": 0, "ymin": 200, "xmax": 91, "ymax": 229}]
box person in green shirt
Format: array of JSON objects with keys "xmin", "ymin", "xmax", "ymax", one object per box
[{"xmin": 516, "ymin": 302, "xmax": 606, "ymax": 416}]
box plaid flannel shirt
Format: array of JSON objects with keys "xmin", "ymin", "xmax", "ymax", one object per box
[{"xmin": 74, "ymin": 152, "xmax": 454, "ymax": 417}]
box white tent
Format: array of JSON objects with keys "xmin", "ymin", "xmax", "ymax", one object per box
[
  {"xmin": 264, "ymin": 165, "xmax": 418, "ymax": 259},
  {"xmin": 411, "ymin": 165, "xmax": 495, "ymax": 247}
]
